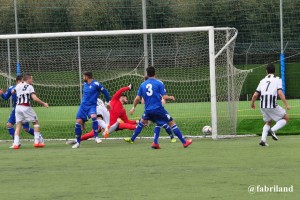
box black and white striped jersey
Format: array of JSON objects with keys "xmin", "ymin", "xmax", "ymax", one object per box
[
  {"xmin": 14, "ymin": 82, "xmax": 35, "ymax": 105},
  {"xmin": 256, "ymin": 74, "xmax": 282, "ymax": 109}
]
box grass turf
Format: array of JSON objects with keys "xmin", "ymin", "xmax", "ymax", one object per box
[
  {"xmin": 0, "ymin": 136, "xmax": 299, "ymax": 200},
  {"xmin": 0, "ymin": 99, "xmax": 299, "ymax": 140}
]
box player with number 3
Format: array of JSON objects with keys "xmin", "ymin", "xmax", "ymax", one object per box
[{"xmin": 125, "ymin": 66, "xmax": 192, "ymax": 149}]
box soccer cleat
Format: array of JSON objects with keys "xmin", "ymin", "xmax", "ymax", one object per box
[
  {"xmin": 124, "ymin": 137, "xmax": 134, "ymax": 144},
  {"xmin": 95, "ymin": 137, "xmax": 102, "ymax": 144},
  {"xmin": 66, "ymin": 139, "xmax": 77, "ymax": 145},
  {"xmin": 151, "ymin": 142, "xmax": 161, "ymax": 149},
  {"xmin": 268, "ymin": 130, "xmax": 278, "ymax": 141},
  {"xmin": 13, "ymin": 144, "xmax": 21, "ymax": 149},
  {"xmin": 34, "ymin": 143, "xmax": 45, "ymax": 148},
  {"xmin": 103, "ymin": 125, "xmax": 110, "ymax": 139},
  {"xmin": 72, "ymin": 143, "xmax": 80, "ymax": 148},
  {"xmin": 10, "ymin": 144, "xmax": 21, "ymax": 149},
  {"xmin": 171, "ymin": 138, "xmax": 177, "ymax": 143},
  {"xmin": 259, "ymin": 141, "xmax": 269, "ymax": 147},
  {"xmin": 183, "ymin": 139, "xmax": 193, "ymax": 148}
]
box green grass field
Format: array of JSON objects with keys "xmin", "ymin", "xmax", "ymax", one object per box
[
  {"xmin": 0, "ymin": 136, "xmax": 299, "ymax": 200},
  {"xmin": 0, "ymin": 99, "xmax": 299, "ymax": 140}
]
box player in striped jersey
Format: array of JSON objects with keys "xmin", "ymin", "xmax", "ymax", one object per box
[
  {"xmin": 251, "ymin": 64, "xmax": 291, "ymax": 146},
  {"xmin": 0, "ymin": 75, "xmax": 44, "ymax": 148},
  {"xmin": 12, "ymin": 73, "xmax": 49, "ymax": 149}
]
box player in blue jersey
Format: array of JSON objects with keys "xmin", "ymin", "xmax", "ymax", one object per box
[
  {"xmin": 125, "ymin": 66, "xmax": 192, "ymax": 149},
  {"xmin": 0, "ymin": 75, "xmax": 44, "ymax": 148},
  {"xmin": 72, "ymin": 71, "xmax": 110, "ymax": 148}
]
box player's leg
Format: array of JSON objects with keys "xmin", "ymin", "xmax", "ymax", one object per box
[
  {"xmin": 162, "ymin": 123, "xmax": 176, "ymax": 142},
  {"xmin": 118, "ymin": 123, "xmax": 136, "ymax": 130},
  {"xmin": 124, "ymin": 117, "xmax": 147, "ymax": 143},
  {"xmin": 12, "ymin": 106, "xmax": 24, "ymax": 149},
  {"xmin": 7, "ymin": 109, "xmax": 16, "ymax": 142},
  {"xmin": 32, "ymin": 121, "xmax": 44, "ymax": 148},
  {"xmin": 80, "ymin": 129, "xmax": 95, "ymax": 141},
  {"xmin": 151, "ymin": 125, "xmax": 161, "ymax": 149},
  {"xmin": 90, "ymin": 113, "xmax": 102, "ymax": 144},
  {"xmin": 12, "ymin": 122, "xmax": 22, "ymax": 149},
  {"xmin": 24, "ymin": 107, "xmax": 44, "ymax": 148},
  {"xmin": 259, "ymin": 109, "xmax": 271, "ymax": 146},
  {"xmin": 22, "ymin": 122, "xmax": 34, "ymax": 136},
  {"xmin": 268, "ymin": 106, "xmax": 288, "ymax": 141},
  {"xmin": 73, "ymin": 105, "xmax": 87, "ymax": 148},
  {"xmin": 74, "ymin": 118, "xmax": 84, "ymax": 148},
  {"xmin": 160, "ymin": 107, "xmax": 192, "ymax": 148}
]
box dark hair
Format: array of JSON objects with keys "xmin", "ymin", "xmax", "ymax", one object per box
[
  {"xmin": 266, "ymin": 63, "xmax": 275, "ymax": 74},
  {"xmin": 121, "ymin": 94, "xmax": 127, "ymax": 97},
  {"xmin": 83, "ymin": 71, "xmax": 93, "ymax": 79},
  {"xmin": 144, "ymin": 76, "xmax": 149, "ymax": 81},
  {"xmin": 16, "ymin": 75, "xmax": 23, "ymax": 82},
  {"xmin": 146, "ymin": 66, "xmax": 155, "ymax": 77},
  {"xmin": 23, "ymin": 73, "xmax": 32, "ymax": 81}
]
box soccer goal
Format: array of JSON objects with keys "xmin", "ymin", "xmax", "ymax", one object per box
[{"xmin": 0, "ymin": 27, "xmax": 249, "ymax": 139}]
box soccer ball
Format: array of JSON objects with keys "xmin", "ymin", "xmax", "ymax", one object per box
[{"xmin": 202, "ymin": 125, "xmax": 212, "ymax": 135}]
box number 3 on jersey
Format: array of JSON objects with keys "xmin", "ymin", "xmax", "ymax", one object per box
[{"xmin": 146, "ymin": 83, "xmax": 153, "ymax": 96}]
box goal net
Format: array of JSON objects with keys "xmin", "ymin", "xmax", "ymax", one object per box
[{"xmin": 0, "ymin": 27, "xmax": 249, "ymax": 139}]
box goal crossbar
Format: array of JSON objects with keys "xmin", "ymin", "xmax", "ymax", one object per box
[{"xmin": 0, "ymin": 26, "xmax": 217, "ymax": 40}]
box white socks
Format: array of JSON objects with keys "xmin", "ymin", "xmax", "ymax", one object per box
[
  {"xmin": 261, "ymin": 124, "xmax": 270, "ymax": 142},
  {"xmin": 34, "ymin": 132, "xmax": 40, "ymax": 144},
  {"xmin": 13, "ymin": 135, "xmax": 20, "ymax": 146},
  {"xmin": 271, "ymin": 119, "xmax": 287, "ymax": 132}
]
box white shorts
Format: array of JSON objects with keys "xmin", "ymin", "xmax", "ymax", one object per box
[
  {"xmin": 15, "ymin": 105, "xmax": 38, "ymax": 123},
  {"xmin": 260, "ymin": 105, "xmax": 286, "ymax": 122},
  {"xmin": 96, "ymin": 106, "xmax": 110, "ymax": 125}
]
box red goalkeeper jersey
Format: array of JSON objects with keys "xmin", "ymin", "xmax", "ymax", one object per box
[{"xmin": 109, "ymin": 86, "xmax": 136, "ymax": 125}]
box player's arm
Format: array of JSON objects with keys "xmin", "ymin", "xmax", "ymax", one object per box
[
  {"xmin": 250, "ymin": 91, "xmax": 260, "ymax": 109},
  {"xmin": 160, "ymin": 82, "xmax": 175, "ymax": 101},
  {"xmin": 101, "ymin": 87, "xmax": 110, "ymax": 103},
  {"xmin": 162, "ymin": 95, "xmax": 175, "ymax": 101},
  {"xmin": 0, "ymin": 87, "xmax": 12, "ymax": 100},
  {"xmin": 111, "ymin": 84, "xmax": 131, "ymax": 101},
  {"xmin": 130, "ymin": 95, "xmax": 141, "ymax": 115},
  {"xmin": 278, "ymin": 89, "xmax": 291, "ymax": 110},
  {"xmin": 31, "ymin": 93, "xmax": 48, "ymax": 108}
]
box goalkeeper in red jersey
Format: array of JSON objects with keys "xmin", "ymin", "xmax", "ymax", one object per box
[{"xmin": 67, "ymin": 85, "xmax": 138, "ymax": 143}]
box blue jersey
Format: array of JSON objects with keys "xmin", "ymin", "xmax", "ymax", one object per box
[
  {"xmin": 1, "ymin": 85, "xmax": 17, "ymax": 107},
  {"xmin": 137, "ymin": 78, "xmax": 166, "ymax": 111},
  {"xmin": 81, "ymin": 80, "xmax": 110, "ymax": 106}
]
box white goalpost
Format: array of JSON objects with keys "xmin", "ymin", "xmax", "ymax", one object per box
[{"xmin": 0, "ymin": 27, "xmax": 249, "ymax": 140}]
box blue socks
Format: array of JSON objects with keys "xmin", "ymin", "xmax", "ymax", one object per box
[
  {"xmin": 153, "ymin": 126, "xmax": 161, "ymax": 144},
  {"xmin": 75, "ymin": 123, "xmax": 82, "ymax": 143},
  {"xmin": 171, "ymin": 124, "xmax": 186, "ymax": 144},
  {"xmin": 25, "ymin": 128, "xmax": 34, "ymax": 136},
  {"xmin": 8, "ymin": 127, "xmax": 14, "ymax": 140},
  {"xmin": 131, "ymin": 121, "xmax": 145, "ymax": 141},
  {"xmin": 162, "ymin": 124, "xmax": 174, "ymax": 139},
  {"xmin": 92, "ymin": 117, "xmax": 99, "ymax": 138}
]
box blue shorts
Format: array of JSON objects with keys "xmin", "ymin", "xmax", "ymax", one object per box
[
  {"xmin": 141, "ymin": 107, "xmax": 173, "ymax": 126},
  {"xmin": 8, "ymin": 109, "xmax": 30, "ymax": 128},
  {"xmin": 76, "ymin": 104, "xmax": 97, "ymax": 122}
]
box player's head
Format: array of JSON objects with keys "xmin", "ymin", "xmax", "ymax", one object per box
[
  {"xmin": 146, "ymin": 66, "xmax": 156, "ymax": 77},
  {"xmin": 23, "ymin": 73, "xmax": 33, "ymax": 84},
  {"xmin": 83, "ymin": 71, "xmax": 93, "ymax": 82},
  {"xmin": 16, "ymin": 74, "xmax": 23, "ymax": 83},
  {"xmin": 120, "ymin": 94, "xmax": 128, "ymax": 104},
  {"xmin": 266, "ymin": 63, "xmax": 275, "ymax": 74}
]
